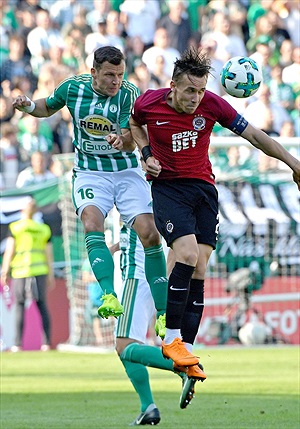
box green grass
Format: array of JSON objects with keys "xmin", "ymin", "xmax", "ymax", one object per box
[{"xmin": 1, "ymin": 346, "xmax": 299, "ymax": 429}]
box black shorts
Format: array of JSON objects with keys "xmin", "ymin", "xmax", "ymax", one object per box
[{"xmin": 151, "ymin": 179, "xmax": 219, "ymax": 248}]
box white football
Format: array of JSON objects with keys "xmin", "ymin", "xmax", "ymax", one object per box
[
  {"xmin": 238, "ymin": 322, "xmax": 267, "ymax": 345},
  {"xmin": 220, "ymin": 56, "xmax": 262, "ymax": 98}
]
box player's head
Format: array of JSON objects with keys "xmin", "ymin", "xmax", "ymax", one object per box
[
  {"xmin": 93, "ymin": 46, "xmax": 125, "ymax": 70},
  {"xmin": 169, "ymin": 48, "xmax": 211, "ymax": 114},
  {"xmin": 91, "ymin": 46, "xmax": 126, "ymax": 97}
]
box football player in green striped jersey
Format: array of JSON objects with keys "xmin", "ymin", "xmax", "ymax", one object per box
[{"xmin": 12, "ymin": 46, "xmax": 168, "ymax": 320}]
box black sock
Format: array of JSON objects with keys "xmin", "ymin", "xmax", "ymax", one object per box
[
  {"xmin": 181, "ymin": 279, "xmax": 204, "ymax": 344},
  {"xmin": 166, "ymin": 262, "xmax": 195, "ymax": 329}
]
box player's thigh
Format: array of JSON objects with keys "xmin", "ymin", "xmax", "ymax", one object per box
[
  {"xmin": 194, "ymin": 186, "xmax": 219, "ymax": 249},
  {"xmin": 151, "ymin": 181, "xmax": 197, "ymax": 246},
  {"xmin": 72, "ymin": 169, "xmax": 114, "ymax": 219},
  {"xmin": 116, "ymin": 278, "xmax": 155, "ymax": 343},
  {"xmin": 114, "ymin": 168, "xmax": 153, "ymax": 226}
]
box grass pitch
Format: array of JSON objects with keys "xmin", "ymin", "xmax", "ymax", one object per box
[{"xmin": 1, "ymin": 346, "xmax": 299, "ymax": 429}]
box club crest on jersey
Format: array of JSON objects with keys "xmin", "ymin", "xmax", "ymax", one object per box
[
  {"xmin": 80, "ymin": 115, "xmax": 116, "ymax": 137},
  {"xmin": 193, "ymin": 116, "xmax": 206, "ymax": 131},
  {"xmin": 109, "ymin": 104, "xmax": 117, "ymax": 113}
]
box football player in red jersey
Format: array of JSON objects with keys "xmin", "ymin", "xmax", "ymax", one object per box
[{"xmin": 130, "ymin": 48, "xmax": 300, "ymax": 376}]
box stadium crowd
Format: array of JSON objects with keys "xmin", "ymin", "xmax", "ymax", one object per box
[{"xmin": 0, "ymin": 0, "xmax": 299, "ymax": 190}]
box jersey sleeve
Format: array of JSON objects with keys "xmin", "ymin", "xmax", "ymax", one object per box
[
  {"xmin": 120, "ymin": 82, "xmax": 140, "ymax": 130},
  {"xmin": 45, "ymin": 79, "xmax": 69, "ymax": 110},
  {"xmin": 131, "ymin": 92, "xmax": 146, "ymax": 125}
]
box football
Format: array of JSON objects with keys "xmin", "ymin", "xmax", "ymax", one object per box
[
  {"xmin": 220, "ymin": 56, "xmax": 262, "ymax": 98},
  {"xmin": 238, "ymin": 322, "xmax": 268, "ymax": 345}
]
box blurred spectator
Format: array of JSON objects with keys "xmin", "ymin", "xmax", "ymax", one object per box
[
  {"xmin": 269, "ymin": 63, "xmax": 296, "ymax": 112},
  {"xmin": 61, "ymin": 32, "xmax": 85, "ymax": 73},
  {"xmin": 0, "ymin": 94, "xmax": 14, "ymax": 124},
  {"xmin": 186, "ymin": 0, "xmax": 207, "ymax": 39},
  {"xmin": 16, "ymin": 150, "xmax": 56, "ymax": 188},
  {"xmin": 0, "ymin": 122, "xmax": 21, "ymax": 189},
  {"xmin": 290, "ymin": 95, "xmax": 300, "ymax": 137},
  {"xmin": 250, "ymin": 37, "xmax": 273, "ymax": 86},
  {"xmin": 17, "ymin": 116, "xmax": 54, "ymax": 166},
  {"xmin": 1, "ymin": 198, "xmax": 53, "ymax": 352},
  {"xmin": 86, "ymin": 0, "xmax": 110, "ymax": 32},
  {"xmin": 283, "ymin": 0, "xmax": 300, "ymax": 48},
  {"xmin": 48, "ymin": 0, "xmax": 91, "ymax": 29},
  {"xmin": 105, "ymin": 10, "xmax": 125, "ymax": 52},
  {"xmin": 51, "ymin": 107, "xmax": 74, "ymax": 154},
  {"xmin": 85, "ymin": 17, "xmax": 111, "ymax": 57},
  {"xmin": 157, "ymin": 0, "xmax": 193, "ymax": 54},
  {"xmin": 225, "ymin": 144, "xmax": 255, "ymax": 172},
  {"xmin": 205, "ymin": 0, "xmax": 249, "ymax": 43},
  {"xmin": 26, "ymin": 8, "xmax": 65, "ymax": 76},
  {"xmin": 61, "ymin": 6, "xmax": 93, "ymax": 40},
  {"xmin": 279, "ymin": 120, "xmax": 296, "ymax": 137},
  {"xmin": 119, "ymin": 0, "xmax": 161, "ymax": 49},
  {"xmin": 142, "ymin": 27, "xmax": 180, "ymax": 77},
  {"xmin": 243, "ymin": 84, "xmax": 291, "ymax": 136},
  {"xmin": 0, "ymin": 34, "xmax": 36, "ymax": 93},
  {"xmin": 199, "ymin": 38, "xmax": 224, "ymax": 96},
  {"xmin": 279, "ymin": 38, "xmax": 294, "ymax": 68},
  {"xmin": 16, "ymin": 0, "xmax": 44, "ymax": 14},
  {"xmin": 15, "ymin": 5, "xmax": 37, "ymax": 55},
  {"xmin": 246, "ymin": 15, "xmax": 275, "ymax": 55},
  {"xmin": 151, "ymin": 55, "xmax": 171, "ymax": 88},
  {"xmin": 266, "ymin": 10, "xmax": 291, "ymax": 50},
  {"xmin": 246, "ymin": 0, "xmax": 274, "ymax": 40},
  {"xmin": 201, "ymin": 11, "xmax": 247, "ymax": 62},
  {"xmin": 257, "ymin": 151, "xmax": 279, "ymax": 173},
  {"xmin": 1, "ymin": 0, "xmax": 18, "ymax": 35},
  {"xmin": 125, "ymin": 35, "xmax": 145, "ymax": 75},
  {"xmin": 0, "ymin": 7, "xmax": 10, "ymax": 66},
  {"xmin": 282, "ymin": 46, "xmax": 300, "ymax": 94},
  {"xmin": 132, "ymin": 60, "xmax": 160, "ymax": 93}
]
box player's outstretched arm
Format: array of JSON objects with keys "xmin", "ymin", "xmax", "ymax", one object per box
[
  {"xmin": 242, "ymin": 123, "xmax": 300, "ymax": 190},
  {"xmin": 12, "ymin": 95, "xmax": 59, "ymax": 118}
]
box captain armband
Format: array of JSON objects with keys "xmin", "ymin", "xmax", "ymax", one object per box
[
  {"xmin": 141, "ymin": 146, "xmax": 153, "ymax": 162},
  {"xmin": 227, "ymin": 114, "xmax": 248, "ymax": 135}
]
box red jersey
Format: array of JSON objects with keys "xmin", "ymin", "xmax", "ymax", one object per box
[{"xmin": 131, "ymin": 88, "xmax": 239, "ymax": 184}]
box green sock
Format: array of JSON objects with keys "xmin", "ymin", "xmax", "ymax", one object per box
[
  {"xmin": 121, "ymin": 342, "xmax": 174, "ymax": 371},
  {"xmin": 120, "ymin": 359, "xmax": 154, "ymax": 412},
  {"xmin": 144, "ymin": 244, "xmax": 168, "ymax": 317},
  {"xmin": 85, "ymin": 232, "xmax": 115, "ymax": 296}
]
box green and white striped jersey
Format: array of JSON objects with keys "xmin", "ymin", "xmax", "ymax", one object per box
[
  {"xmin": 46, "ymin": 74, "xmax": 140, "ymax": 172},
  {"xmin": 120, "ymin": 225, "xmax": 145, "ymax": 281}
]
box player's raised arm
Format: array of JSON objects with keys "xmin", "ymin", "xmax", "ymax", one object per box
[
  {"xmin": 241, "ymin": 123, "xmax": 300, "ymax": 190},
  {"xmin": 12, "ymin": 95, "xmax": 59, "ymax": 118}
]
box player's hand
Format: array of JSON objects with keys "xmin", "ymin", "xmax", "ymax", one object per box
[
  {"xmin": 12, "ymin": 95, "xmax": 32, "ymax": 111},
  {"xmin": 106, "ymin": 133, "xmax": 123, "ymax": 150},
  {"xmin": 145, "ymin": 158, "xmax": 162, "ymax": 177}
]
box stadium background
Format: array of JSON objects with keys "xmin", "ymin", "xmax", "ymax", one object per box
[{"xmin": 0, "ymin": 0, "xmax": 299, "ymax": 351}]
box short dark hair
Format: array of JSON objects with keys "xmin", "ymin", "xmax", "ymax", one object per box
[
  {"xmin": 93, "ymin": 46, "xmax": 125, "ymax": 69},
  {"xmin": 172, "ymin": 48, "xmax": 212, "ymax": 82}
]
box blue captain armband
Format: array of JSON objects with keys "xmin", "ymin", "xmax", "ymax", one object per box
[{"xmin": 227, "ymin": 114, "xmax": 248, "ymax": 135}]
